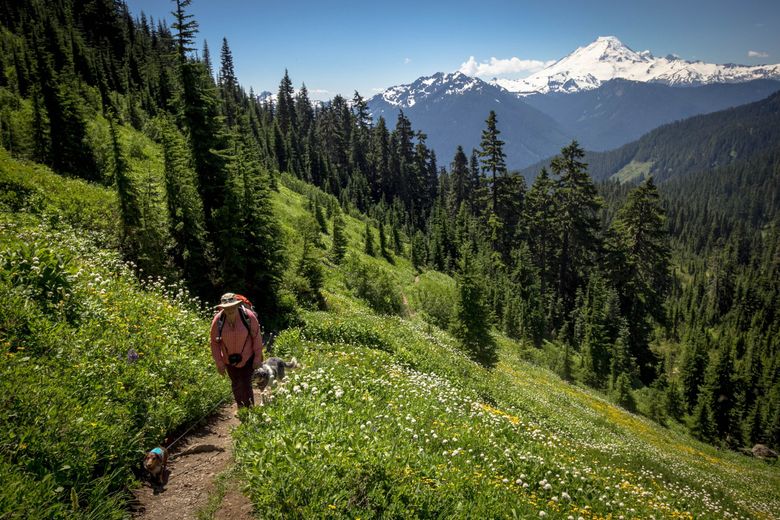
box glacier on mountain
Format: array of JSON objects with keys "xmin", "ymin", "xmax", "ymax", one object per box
[{"xmin": 493, "ymin": 36, "xmax": 780, "ymax": 95}]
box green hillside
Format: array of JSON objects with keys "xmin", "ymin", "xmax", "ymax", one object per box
[
  {"xmin": 1, "ymin": 1, "xmax": 779, "ymax": 518},
  {"xmin": 521, "ymin": 90, "xmax": 780, "ymax": 184},
  {"xmin": 0, "ymin": 149, "xmax": 230, "ymax": 518},
  {"xmin": 3, "ymin": 147, "xmax": 778, "ymax": 518}
]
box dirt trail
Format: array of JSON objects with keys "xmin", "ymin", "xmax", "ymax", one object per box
[{"xmin": 130, "ymin": 390, "xmax": 259, "ymax": 519}]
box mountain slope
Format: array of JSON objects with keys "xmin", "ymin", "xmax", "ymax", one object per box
[
  {"xmin": 368, "ymin": 72, "xmax": 571, "ymax": 169},
  {"xmin": 522, "ymin": 90, "xmax": 780, "ymax": 183},
  {"xmin": 230, "ymin": 177, "xmax": 780, "ymax": 518},
  {"xmin": 3, "ymin": 130, "xmax": 780, "ymax": 518},
  {"xmin": 523, "ymin": 78, "xmax": 780, "ymax": 151},
  {"xmin": 496, "ymin": 36, "xmax": 780, "ymax": 95}
]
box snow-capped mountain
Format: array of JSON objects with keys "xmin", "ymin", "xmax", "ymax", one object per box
[
  {"xmin": 367, "ymin": 72, "xmax": 571, "ymax": 169},
  {"xmin": 495, "ymin": 36, "xmax": 780, "ymax": 95},
  {"xmin": 376, "ymin": 71, "xmax": 486, "ymax": 108}
]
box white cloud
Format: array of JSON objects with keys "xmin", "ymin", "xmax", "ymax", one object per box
[
  {"xmin": 748, "ymin": 50, "xmax": 769, "ymax": 58},
  {"xmin": 459, "ymin": 55, "xmax": 555, "ymax": 78},
  {"xmin": 404, "ymin": 57, "xmax": 412, "ymax": 64}
]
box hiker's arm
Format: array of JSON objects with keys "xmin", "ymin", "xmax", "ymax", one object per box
[
  {"xmin": 251, "ymin": 314, "xmax": 262, "ymax": 368},
  {"xmin": 209, "ymin": 315, "xmax": 226, "ymax": 374}
]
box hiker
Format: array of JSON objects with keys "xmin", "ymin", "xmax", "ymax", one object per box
[{"xmin": 210, "ymin": 293, "xmax": 263, "ymax": 408}]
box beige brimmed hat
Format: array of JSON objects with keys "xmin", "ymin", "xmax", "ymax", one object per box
[{"xmin": 216, "ymin": 292, "xmax": 241, "ymax": 309}]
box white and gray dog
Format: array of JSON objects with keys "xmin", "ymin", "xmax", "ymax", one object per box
[{"xmin": 252, "ymin": 357, "xmax": 300, "ymax": 392}]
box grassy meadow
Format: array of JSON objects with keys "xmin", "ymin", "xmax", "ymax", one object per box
[{"xmin": 0, "ymin": 138, "xmax": 778, "ymax": 519}]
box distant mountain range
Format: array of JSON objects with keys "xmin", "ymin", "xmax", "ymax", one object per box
[
  {"xmin": 366, "ymin": 36, "xmax": 780, "ymax": 169},
  {"xmin": 522, "ymin": 90, "xmax": 780, "ymax": 184},
  {"xmin": 495, "ymin": 36, "xmax": 780, "ymax": 96},
  {"xmin": 367, "ymin": 72, "xmax": 570, "ymax": 169}
]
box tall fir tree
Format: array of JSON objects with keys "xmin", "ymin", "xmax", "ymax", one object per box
[
  {"xmin": 478, "ymin": 110, "xmax": 507, "ymax": 214},
  {"xmin": 364, "ymin": 220, "xmax": 375, "ymax": 256},
  {"xmin": 609, "ymin": 177, "xmax": 671, "ymax": 383},
  {"xmin": 158, "ymin": 117, "xmax": 214, "ymax": 296},
  {"xmin": 550, "ymin": 141, "xmax": 602, "ymax": 329},
  {"xmin": 330, "ymin": 213, "xmax": 348, "ymax": 264},
  {"xmin": 451, "ymin": 252, "xmax": 496, "ymax": 367}
]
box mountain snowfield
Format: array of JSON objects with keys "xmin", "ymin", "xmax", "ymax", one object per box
[
  {"xmin": 493, "ymin": 36, "xmax": 780, "ymax": 95},
  {"xmin": 371, "ymin": 36, "xmax": 780, "ymax": 109},
  {"xmin": 377, "ymin": 71, "xmax": 485, "ymax": 108}
]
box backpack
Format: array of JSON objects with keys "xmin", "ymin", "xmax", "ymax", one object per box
[{"xmin": 215, "ymin": 294, "xmax": 257, "ymax": 342}]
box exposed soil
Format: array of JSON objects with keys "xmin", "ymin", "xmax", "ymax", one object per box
[{"xmin": 129, "ymin": 390, "xmax": 259, "ymax": 520}]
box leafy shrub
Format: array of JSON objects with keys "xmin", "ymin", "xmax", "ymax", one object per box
[
  {"xmin": 341, "ymin": 255, "xmax": 403, "ymax": 316},
  {"xmin": 0, "ymin": 243, "xmax": 76, "ymax": 317},
  {"xmin": 407, "ymin": 272, "xmax": 456, "ymax": 329},
  {"xmin": 300, "ymin": 311, "xmax": 391, "ymax": 352}
]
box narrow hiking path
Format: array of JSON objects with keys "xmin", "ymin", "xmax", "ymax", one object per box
[{"xmin": 130, "ymin": 390, "xmax": 259, "ymax": 520}]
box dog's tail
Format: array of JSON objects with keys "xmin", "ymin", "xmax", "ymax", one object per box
[{"xmin": 284, "ymin": 357, "xmax": 300, "ymax": 369}]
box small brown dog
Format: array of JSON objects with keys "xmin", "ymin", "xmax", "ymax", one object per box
[{"xmin": 143, "ymin": 446, "xmax": 169, "ymax": 486}]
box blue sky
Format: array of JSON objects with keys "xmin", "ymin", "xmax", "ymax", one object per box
[{"xmin": 126, "ymin": 0, "xmax": 780, "ymax": 101}]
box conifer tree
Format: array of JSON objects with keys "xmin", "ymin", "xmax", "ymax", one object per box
[
  {"xmin": 665, "ymin": 380, "xmax": 685, "ymax": 421},
  {"xmin": 171, "ymin": 0, "xmax": 198, "ymax": 63},
  {"xmin": 451, "ymin": 252, "xmax": 496, "ymax": 367},
  {"xmin": 218, "ymin": 129, "xmax": 287, "ymax": 321},
  {"xmin": 524, "ymin": 168, "xmax": 556, "ymax": 297},
  {"xmin": 469, "ymin": 148, "xmax": 485, "ymax": 214},
  {"xmin": 392, "ymin": 226, "xmax": 403, "ymax": 256},
  {"xmin": 159, "ymin": 117, "xmax": 213, "ymax": 296},
  {"xmin": 172, "ymin": 0, "xmax": 227, "ymax": 234},
  {"xmin": 609, "ymin": 177, "xmax": 671, "ymax": 383},
  {"xmin": 550, "ymin": 141, "xmax": 602, "ymax": 324},
  {"xmin": 295, "ymin": 84, "xmax": 314, "ymax": 136},
  {"xmin": 202, "ymin": 39, "xmax": 213, "ymax": 79},
  {"xmin": 379, "ymin": 221, "xmax": 389, "ymax": 259},
  {"xmin": 680, "ymin": 335, "xmax": 709, "ymax": 413},
  {"xmin": 109, "ymin": 116, "xmax": 142, "ymax": 259},
  {"xmin": 702, "ymin": 345, "xmax": 736, "ymax": 439},
  {"xmin": 613, "ymin": 372, "xmax": 636, "ymax": 412},
  {"xmin": 691, "ymin": 398, "xmax": 716, "ymax": 442},
  {"xmin": 330, "ymin": 213, "xmax": 348, "ymax": 264},
  {"xmin": 218, "ymin": 37, "xmax": 240, "ymax": 127},
  {"xmin": 276, "ymin": 69, "xmax": 296, "ymax": 135},
  {"xmin": 411, "ymin": 230, "xmax": 426, "ymax": 270},
  {"xmin": 449, "ymin": 145, "xmax": 470, "ymax": 215},
  {"xmin": 478, "ymin": 110, "xmax": 507, "ymax": 213},
  {"xmin": 364, "ymin": 220, "xmax": 375, "ymax": 256},
  {"xmin": 296, "ymin": 215, "xmax": 325, "ymax": 308}
]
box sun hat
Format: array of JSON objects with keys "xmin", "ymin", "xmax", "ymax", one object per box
[{"xmin": 216, "ymin": 292, "xmax": 242, "ymax": 309}]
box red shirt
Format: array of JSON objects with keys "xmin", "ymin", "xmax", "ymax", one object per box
[{"xmin": 209, "ymin": 309, "xmax": 262, "ymax": 371}]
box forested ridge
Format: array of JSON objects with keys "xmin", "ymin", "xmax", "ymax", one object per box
[{"xmin": 1, "ymin": 0, "xmax": 778, "ymax": 493}]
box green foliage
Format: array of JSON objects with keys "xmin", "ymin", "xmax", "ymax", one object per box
[
  {"xmin": 363, "ymin": 220, "xmax": 375, "ymax": 256},
  {"xmin": 0, "ymin": 149, "xmax": 118, "ymax": 237},
  {"xmin": 292, "ymin": 216, "xmax": 325, "ymax": 309},
  {"xmin": 691, "ymin": 398, "xmax": 716, "ymax": 443},
  {"xmin": 0, "ymin": 242, "xmax": 77, "ymax": 322},
  {"xmin": 0, "ymin": 218, "xmax": 228, "ymax": 519},
  {"xmin": 665, "ymin": 380, "xmax": 685, "ymax": 421},
  {"xmin": 233, "ymin": 282, "xmax": 780, "ymax": 520},
  {"xmin": 342, "ymin": 255, "xmax": 403, "ymax": 316},
  {"xmin": 330, "ymin": 214, "xmax": 348, "ymax": 264},
  {"xmin": 314, "ymin": 201, "xmax": 328, "ymax": 234},
  {"xmin": 407, "ymin": 271, "xmax": 456, "ymax": 330},
  {"xmin": 450, "ymin": 254, "xmax": 496, "ymax": 366},
  {"xmin": 612, "ymin": 372, "xmax": 637, "ymax": 412},
  {"xmin": 410, "ymin": 230, "xmax": 426, "ymax": 270}
]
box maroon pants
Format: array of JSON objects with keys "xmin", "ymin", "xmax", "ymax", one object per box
[{"xmin": 226, "ymin": 355, "xmax": 255, "ymax": 408}]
